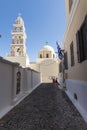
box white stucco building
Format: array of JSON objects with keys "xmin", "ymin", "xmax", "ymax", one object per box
[{"xmin": 30, "ymin": 44, "xmax": 59, "ymax": 83}]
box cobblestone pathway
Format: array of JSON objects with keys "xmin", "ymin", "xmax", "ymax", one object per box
[{"xmin": 0, "ymin": 83, "xmax": 87, "ymax": 130}]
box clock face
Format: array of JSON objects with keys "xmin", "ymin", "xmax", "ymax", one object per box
[{"xmin": 16, "ymin": 27, "xmax": 20, "ymax": 31}]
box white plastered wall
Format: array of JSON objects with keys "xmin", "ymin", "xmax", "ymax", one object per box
[
  {"xmin": 66, "ymin": 79, "xmax": 87, "ymax": 122},
  {"xmin": 0, "ymin": 57, "xmax": 41, "ymax": 119},
  {"xmin": 0, "ymin": 60, "xmax": 12, "ymax": 117}
]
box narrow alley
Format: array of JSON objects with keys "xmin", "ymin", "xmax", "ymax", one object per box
[{"xmin": 0, "ymin": 83, "xmax": 87, "ymax": 130}]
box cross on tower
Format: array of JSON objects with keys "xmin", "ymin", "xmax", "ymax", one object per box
[{"xmin": 46, "ymin": 41, "xmax": 48, "ymax": 45}]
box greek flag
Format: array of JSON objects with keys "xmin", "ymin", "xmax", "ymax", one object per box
[{"xmin": 56, "ymin": 41, "xmax": 63, "ymax": 60}]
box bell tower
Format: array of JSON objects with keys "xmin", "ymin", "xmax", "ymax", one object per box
[
  {"xmin": 11, "ymin": 14, "xmax": 26, "ymax": 56},
  {"xmin": 6, "ymin": 14, "xmax": 29, "ymax": 67}
]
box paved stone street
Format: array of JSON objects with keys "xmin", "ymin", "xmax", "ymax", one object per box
[{"xmin": 0, "ymin": 83, "xmax": 87, "ymax": 130}]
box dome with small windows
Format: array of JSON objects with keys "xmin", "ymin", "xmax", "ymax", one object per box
[
  {"xmin": 37, "ymin": 44, "xmax": 56, "ymax": 60},
  {"xmin": 40, "ymin": 45, "xmax": 55, "ymax": 53}
]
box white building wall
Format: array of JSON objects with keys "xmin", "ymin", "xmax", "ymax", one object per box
[
  {"xmin": 0, "ymin": 57, "xmax": 41, "ymax": 119},
  {"xmin": 6, "ymin": 55, "xmax": 29, "ymax": 67},
  {"xmin": 66, "ymin": 79, "xmax": 87, "ymax": 122},
  {"xmin": 11, "ymin": 67, "xmax": 24, "ymax": 105},
  {"xmin": 22, "ymin": 68, "xmax": 32, "ymax": 93},
  {"xmin": 39, "ymin": 59, "xmax": 58, "ymax": 83},
  {"xmin": 26, "ymin": 69, "xmax": 32, "ymax": 91},
  {"xmin": 62, "ymin": 0, "xmax": 87, "ymax": 122},
  {"xmin": 0, "ymin": 59, "xmax": 12, "ymax": 117},
  {"xmin": 32, "ymin": 70, "xmax": 41, "ymax": 88}
]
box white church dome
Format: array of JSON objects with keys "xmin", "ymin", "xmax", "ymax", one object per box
[
  {"xmin": 40, "ymin": 45, "xmax": 55, "ymax": 52},
  {"xmin": 38, "ymin": 44, "xmax": 56, "ymax": 59}
]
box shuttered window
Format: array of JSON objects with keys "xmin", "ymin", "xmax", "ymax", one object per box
[
  {"xmin": 76, "ymin": 31, "xmax": 82, "ymax": 62},
  {"xmin": 81, "ymin": 16, "xmax": 87, "ymax": 60},
  {"xmin": 70, "ymin": 42, "xmax": 75, "ymax": 66},
  {"xmin": 59, "ymin": 62, "xmax": 62, "ymax": 73},
  {"xmin": 69, "ymin": 0, "xmax": 73, "ymax": 13},
  {"xmin": 76, "ymin": 15, "xmax": 87, "ymax": 63},
  {"xmin": 64, "ymin": 52, "xmax": 68, "ymax": 70}
]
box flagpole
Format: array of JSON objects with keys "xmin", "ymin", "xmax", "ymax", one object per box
[{"xmin": 56, "ymin": 41, "xmax": 66, "ymax": 90}]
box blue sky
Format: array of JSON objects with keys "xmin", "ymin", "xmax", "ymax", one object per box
[{"xmin": 0, "ymin": 0, "xmax": 66, "ymax": 62}]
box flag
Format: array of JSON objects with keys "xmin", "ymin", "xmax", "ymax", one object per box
[{"xmin": 56, "ymin": 41, "xmax": 63, "ymax": 60}]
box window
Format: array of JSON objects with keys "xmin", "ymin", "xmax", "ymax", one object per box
[
  {"xmin": 76, "ymin": 15, "xmax": 87, "ymax": 62},
  {"xmin": 53, "ymin": 54, "xmax": 55, "ymax": 58},
  {"xmin": 20, "ymin": 27, "xmax": 23, "ymax": 31},
  {"xmin": 14, "ymin": 27, "xmax": 17, "ymax": 32},
  {"xmin": 76, "ymin": 31, "xmax": 84, "ymax": 62},
  {"xmin": 70, "ymin": 42, "xmax": 75, "ymax": 66},
  {"xmin": 64, "ymin": 52, "xmax": 68, "ymax": 70},
  {"xmin": 17, "ymin": 48, "xmax": 21, "ymax": 56},
  {"xmin": 40, "ymin": 54, "xmax": 42, "ymax": 58},
  {"xmin": 46, "ymin": 54, "xmax": 49, "ymax": 58},
  {"xmin": 69, "ymin": 0, "xmax": 73, "ymax": 13},
  {"xmin": 17, "ymin": 40, "xmax": 19, "ymax": 44},
  {"xmin": 59, "ymin": 62, "xmax": 62, "ymax": 73},
  {"xmin": 12, "ymin": 39, "xmax": 15, "ymax": 44},
  {"xmin": 20, "ymin": 39, "xmax": 23, "ymax": 44},
  {"xmin": 16, "ymin": 71, "xmax": 21, "ymax": 94}
]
